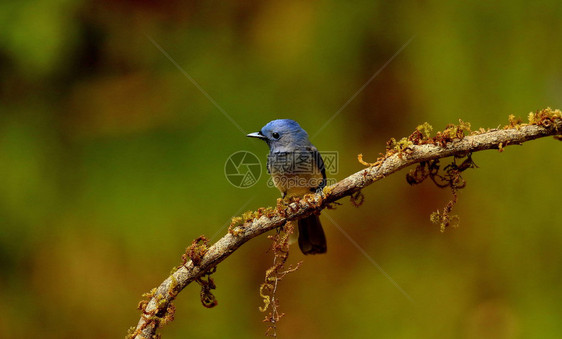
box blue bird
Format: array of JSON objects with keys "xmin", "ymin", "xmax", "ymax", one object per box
[{"xmin": 247, "ymin": 119, "xmax": 327, "ymax": 255}]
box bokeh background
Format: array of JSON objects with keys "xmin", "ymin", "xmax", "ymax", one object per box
[{"xmin": 1, "ymin": 1, "xmax": 561, "ymax": 338}]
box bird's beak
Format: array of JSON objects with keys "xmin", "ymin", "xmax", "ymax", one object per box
[{"xmin": 247, "ymin": 132, "xmax": 267, "ymax": 140}]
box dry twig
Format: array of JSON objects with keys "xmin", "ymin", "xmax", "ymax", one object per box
[{"xmin": 129, "ymin": 108, "xmax": 562, "ymax": 339}]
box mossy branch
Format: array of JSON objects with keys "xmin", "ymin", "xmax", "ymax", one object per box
[{"xmin": 129, "ymin": 108, "xmax": 562, "ymax": 339}]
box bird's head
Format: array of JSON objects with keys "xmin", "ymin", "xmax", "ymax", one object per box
[{"xmin": 247, "ymin": 119, "xmax": 310, "ymax": 150}]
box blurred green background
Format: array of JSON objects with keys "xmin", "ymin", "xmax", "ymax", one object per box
[{"xmin": 1, "ymin": 1, "xmax": 561, "ymax": 338}]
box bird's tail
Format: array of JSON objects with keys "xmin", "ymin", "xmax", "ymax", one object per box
[{"xmin": 298, "ymin": 214, "xmax": 327, "ymax": 255}]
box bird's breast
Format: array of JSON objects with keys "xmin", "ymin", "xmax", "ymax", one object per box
[{"xmin": 268, "ymin": 151, "xmax": 323, "ymax": 198}]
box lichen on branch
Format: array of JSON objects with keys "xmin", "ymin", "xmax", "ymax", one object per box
[
  {"xmin": 259, "ymin": 221, "xmax": 302, "ymax": 337},
  {"xmin": 130, "ymin": 108, "xmax": 562, "ymax": 339}
]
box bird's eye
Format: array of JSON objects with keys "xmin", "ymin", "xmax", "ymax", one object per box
[{"xmin": 272, "ymin": 132, "xmax": 280, "ymax": 139}]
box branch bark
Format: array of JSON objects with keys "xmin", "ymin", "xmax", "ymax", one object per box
[{"xmin": 130, "ymin": 109, "xmax": 561, "ymax": 339}]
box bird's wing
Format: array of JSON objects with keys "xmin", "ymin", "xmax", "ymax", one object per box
[{"xmin": 308, "ymin": 146, "xmax": 327, "ymax": 190}]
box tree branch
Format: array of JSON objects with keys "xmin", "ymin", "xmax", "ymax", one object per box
[{"xmin": 129, "ymin": 108, "xmax": 561, "ymax": 339}]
